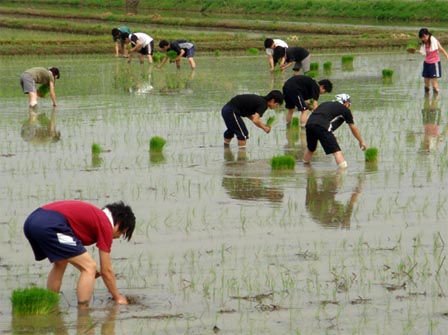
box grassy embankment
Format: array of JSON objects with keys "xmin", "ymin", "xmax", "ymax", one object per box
[{"xmin": 1, "ymin": 0, "xmax": 448, "ymax": 55}]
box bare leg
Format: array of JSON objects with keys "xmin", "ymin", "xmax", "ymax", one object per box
[
  {"xmin": 424, "ymin": 78, "xmax": 431, "ymax": 93},
  {"xmin": 29, "ymin": 92, "xmax": 38, "ymax": 107},
  {"xmin": 67, "ymin": 252, "xmax": 98, "ymax": 308},
  {"xmin": 224, "ymin": 138, "xmax": 231, "ymax": 147},
  {"xmin": 237, "ymin": 139, "xmax": 247, "ymax": 147},
  {"xmin": 431, "ymin": 78, "xmax": 439, "ymax": 93},
  {"xmin": 303, "ymin": 149, "xmax": 313, "ymax": 163},
  {"xmin": 286, "ymin": 108, "xmax": 295, "ymax": 125},
  {"xmin": 147, "ymin": 55, "xmax": 153, "ymax": 64},
  {"xmin": 300, "ymin": 110, "xmax": 310, "ymax": 127},
  {"xmin": 333, "ymin": 151, "xmax": 347, "ymax": 167},
  {"xmin": 47, "ymin": 260, "xmax": 68, "ymax": 293},
  {"xmin": 188, "ymin": 58, "xmax": 196, "ymax": 69}
]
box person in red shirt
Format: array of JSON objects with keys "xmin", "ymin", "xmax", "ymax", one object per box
[{"xmin": 23, "ymin": 200, "xmax": 136, "ymax": 308}]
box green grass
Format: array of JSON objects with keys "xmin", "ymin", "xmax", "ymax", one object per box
[
  {"xmin": 271, "ymin": 155, "xmax": 295, "ymax": 170},
  {"xmin": 11, "ymin": 287, "xmax": 60, "ymax": 315},
  {"xmin": 246, "ymin": 47, "xmax": 259, "ymax": 55},
  {"xmin": 150, "ymin": 136, "xmax": 166, "ymax": 152}
]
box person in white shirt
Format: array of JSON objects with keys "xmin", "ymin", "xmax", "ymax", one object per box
[
  {"xmin": 264, "ymin": 38, "xmax": 288, "ymax": 72},
  {"xmin": 124, "ymin": 32, "xmax": 154, "ymax": 64}
]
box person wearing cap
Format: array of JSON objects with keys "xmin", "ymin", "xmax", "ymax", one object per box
[
  {"xmin": 264, "ymin": 38, "xmax": 288, "ymax": 72},
  {"xmin": 303, "ymin": 94, "xmax": 367, "ymax": 168},
  {"xmin": 158, "ymin": 39, "xmax": 196, "ymax": 69},
  {"xmin": 20, "ymin": 67, "xmax": 60, "ymax": 109},
  {"xmin": 23, "ymin": 200, "xmax": 136, "ymax": 308},
  {"xmin": 282, "ymin": 74, "xmax": 333, "ymax": 126},
  {"xmin": 123, "ymin": 32, "xmax": 154, "ymax": 64},
  {"xmin": 111, "ymin": 26, "xmax": 132, "ymax": 57},
  {"xmin": 274, "ymin": 46, "xmax": 311, "ymax": 75},
  {"xmin": 221, "ymin": 90, "xmax": 284, "ymax": 148}
]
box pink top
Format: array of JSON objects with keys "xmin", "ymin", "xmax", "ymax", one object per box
[{"xmin": 425, "ymin": 40, "xmax": 440, "ymax": 64}]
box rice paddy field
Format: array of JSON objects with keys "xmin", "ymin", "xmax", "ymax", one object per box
[{"xmin": 1, "ymin": 50, "xmax": 448, "ymax": 334}]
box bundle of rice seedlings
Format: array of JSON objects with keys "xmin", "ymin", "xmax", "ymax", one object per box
[{"xmin": 11, "ymin": 287, "xmax": 59, "ymax": 315}]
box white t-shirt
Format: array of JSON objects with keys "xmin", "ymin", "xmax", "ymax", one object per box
[
  {"xmin": 266, "ymin": 39, "xmax": 288, "ymax": 55},
  {"xmin": 132, "ymin": 33, "xmax": 153, "ymax": 48}
]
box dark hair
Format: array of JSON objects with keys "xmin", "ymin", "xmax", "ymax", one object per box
[
  {"xmin": 159, "ymin": 40, "xmax": 169, "ymax": 48},
  {"xmin": 264, "ymin": 38, "xmax": 274, "ymax": 49},
  {"xmin": 121, "ymin": 32, "xmax": 130, "ymax": 40},
  {"xmin": 104, "ymin": 201, "xmax": 136, "ymax": 241},
  {"xmin": 49, "ymin": 67, "xmax": 60, "ymax": 79},
  {"xmin": 265, "ymin": 90, "xmax": 284, "ymax": 104},
  {"xmin": 273, "ymin": 46, "xmax": 286, "ymax": 65},
  {"xmin": 318, "ymin": 79, "xmax": 333, "ymax": 93},
  {"xmin": 418, "ymin": 28, "xmax": 431, "ymax": 39},
  {"xmin": 111, "ymin": 28, "xmax": 120, "ymax": 37}
]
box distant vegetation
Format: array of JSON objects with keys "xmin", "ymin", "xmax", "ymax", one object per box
[{"xmin": 1, "ymin": 0, "xmax": 447, "ymax": 55}]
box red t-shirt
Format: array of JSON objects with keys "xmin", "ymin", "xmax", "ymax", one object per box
[{"xmin": 42, "ymin": 200, "xmax": 113, "ymax": 252}]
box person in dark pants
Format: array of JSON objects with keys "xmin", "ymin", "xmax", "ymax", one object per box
[
  {"xmin": 111, "ymin": 26, "xmax": 132, "ymax": 57},
  {"xmin": 303, "ymin": 94, "xmax": 366, "ymax": 168},
  {"xmin": 158, "ymin": 39, "xmax": 196, "ymax": 69},
  {"xmin": 282, "ymin": 75, "xmax": 333, "ymax": 126},
  {"xmin": 221, "ymin": 90, "xmax": 284, "ymax": 148}
]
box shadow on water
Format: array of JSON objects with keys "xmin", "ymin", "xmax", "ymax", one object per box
[{"xmin": 305, "ymin": 168, "xmax": 364, "ymax": 229}]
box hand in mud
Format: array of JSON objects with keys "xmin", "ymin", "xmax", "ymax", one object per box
[{"xmin": 115, "ymin": 294, "xmax": 128, "ymax": 305}]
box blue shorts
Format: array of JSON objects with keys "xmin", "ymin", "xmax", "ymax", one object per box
[
  {"xmin": 23, "ymin": 208, "xmax": 86, "ymax": 263},
  {"xmin": 422, "ymin": 61, "xmax": 441, "ymax": 78},
  {"xmin": 306, "ymin": 124, "xmax": 341, "ymax": 154},
  {"xmin": 183, "ymin": 46, "xmax": 195, "ymax": 58}
]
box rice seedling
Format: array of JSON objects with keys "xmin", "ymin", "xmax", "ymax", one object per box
[
  {"xmin": 406, "ymin": 40, "xmax": 418, "ymax": 54},
  {"xmin": 214, "ymin": 49, "xmax": 221, "ymax": 57},
  {"xmin": 266, "ymin": 115, "xmax": 276, "ymax": 127},
  {"xmin": 310, "ymin": 62, "xmax": 319, "ymax": 71},
  {"xmin": 382, "ymin": 69, "xmax": 394, "ymax": 79},
  {"xmin": 149, "ymin": 136, "xmax": 167, "ymax": 152},
  {"xmin": 166, "ymin": 50, "xmax": 178, "ymax": 60},
  {"xmin": 152, "ymin": 52, "xmax": 164, "ymax": 62},
  {"xmin": 247, "ymin": 48, "xmax": 259, "ymax": 55},
  {"xmin": 11, "ymin": 287, "xmax": 59, "ymax": 315},
  {"xmin": 36, "ymin": 84, "xmax": 49, "ymax": 98},
  {"xmin": 91, "ymin": 142, "xmax": 103, "ymax": 155},
  {"xmin": 365, "ymin": 147, "xmax": 378, "ymax": 162},
  {"xmin": 271, "ymin": 155, "xmax": 295, "ymax": 170},
  {"xmin": 323, "ymin": 61, "xmax": 332, "ymax": 73},
  {"xmin": 289, "ymin": 117, "xmax": 300, "ymax": 128},
  {"xmin": 341, "ymin": 55, "xmax": 354, "ymax": 71},
  {"xmin": 306, "ymin": 70, "xmax": 317, "ymax": 78}
]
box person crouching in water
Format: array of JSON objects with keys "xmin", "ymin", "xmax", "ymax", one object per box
[
  {"xmin": 303, "ymin": 94, "xmax": 366, "ymax": 168},
  {"xmin": 221, "ymin": 90, "xmax": 284, "ymax": 148}
]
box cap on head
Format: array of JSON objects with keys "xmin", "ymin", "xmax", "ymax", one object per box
[{"xmin": 335, "ymin": 94, "xmax": 351, "ymax": 104}]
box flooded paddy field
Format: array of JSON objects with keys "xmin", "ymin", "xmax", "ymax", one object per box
[{"xmin": 1, "ymin": 51, "xmax": 448, "ymax": 334}]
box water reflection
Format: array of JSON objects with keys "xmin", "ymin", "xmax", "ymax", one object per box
[
  {"xmin": 159, "ymin": 70, "xmax": 195, "ymax": 95},
  {"xmin": 284, "ymin": 125, "xmax": 306, "ymax": 159},
  {"xmin": 305, "ymin": 168, "xmax": 363, "ymax": 229},
  {"xmin": 421, "ymin": 94, "xmax": 447, "ymax": 152},
  {"xmin": 222, "ymin": 147, "xmax": 283, "ymax": 203},
  {"xmin": 11, "ymin": 306, "xmax": 67, "ymax": 334},
  {"xmin": 21, "ymin": 106, "xmax": 60, "ymax": 143}
]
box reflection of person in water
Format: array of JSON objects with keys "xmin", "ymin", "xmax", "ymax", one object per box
[
  {"xmin": 21, "ymin": 106, "xmax": 61, "ymax": 143},
  {"xmin": 305, "ymin": 169, "xmax": 362, "ymax": 229},
  {"xmin": 222, "ymin": 147, "xmax": 284, "ymax": 203},
  {"xmin": 421, "ymin": 93, "xmax": 447, "ymax": 152}
]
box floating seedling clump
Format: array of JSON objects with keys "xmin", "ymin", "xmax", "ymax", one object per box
[
  {"xmin": 271, "ymin": 155, "xmax": 295, "ymax": 170},
  {"xmin": 166, "ymin": 50, "xmax": 178, "ymax": 60},
  {"xmin": 91, "ymin": 143, "xmax": 103, "ymax": 155},
  {"xmin": 382, "ymin": 69, "xmax": 394, "ymax": 79},
  {"xmin": 305, "ymin": 70, "xmax": 317, "ymax": 78},
  {"xmin": 290, "ymin": 117, "xmax": 300, "ymax": 128},
  {"xmin": 310, "ymin": 62, "xmax": 319, "ymax": 71},
  {"xmin": 11, "ymin": 287, "xmax": 59, "ymax": 316},
  {"xmin": 37, "ymin": 84, "xmax": 49, "ymax": 98},
  {"xmin": 341, "ymin": 55, "xmax": 354, "ymax": 71},
  {"xmin": 150, "ymin": 136, "xmax": 167, "ymax": 153},
  {"xmin": 323, "ymin": 61, "xmax": 332, "ymax": 73},
  {"xmin": 365, "ymin": 147, "xmax": 378, "ymax": 162}
]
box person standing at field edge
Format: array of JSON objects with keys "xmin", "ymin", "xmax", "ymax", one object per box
[
  {"xmin": 23, "ymin": 200, "xmax": 136, "ymax": 308},
  {"xmin": 418, "ymin": 28, "xmax": 448, "ymax": 95},
  {"xmin": 20, "ymin": 67, "xmax": 60, "ymax": 109},
  {"xmin": 221, "ymin": 90, "xmax": 284, "ymax": 148},
  {"xmin": 264, "ymin": 38, "xmax": 288, "ymax": 72},
  {"xmin": 111, "ymin": 26, "xmax": 132, "ymax": 57},
  {"xmin": 303, "ymin": 94, "xmax": 367, "ymax": 168},
  {"xmin": 158, "ymin": 39, "xmax": 196, "ymax": 69}
]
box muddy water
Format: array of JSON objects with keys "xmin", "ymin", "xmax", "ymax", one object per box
[{"xmin": 1, "ymin": 52, "xmax": 448, "ymax": 334}]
